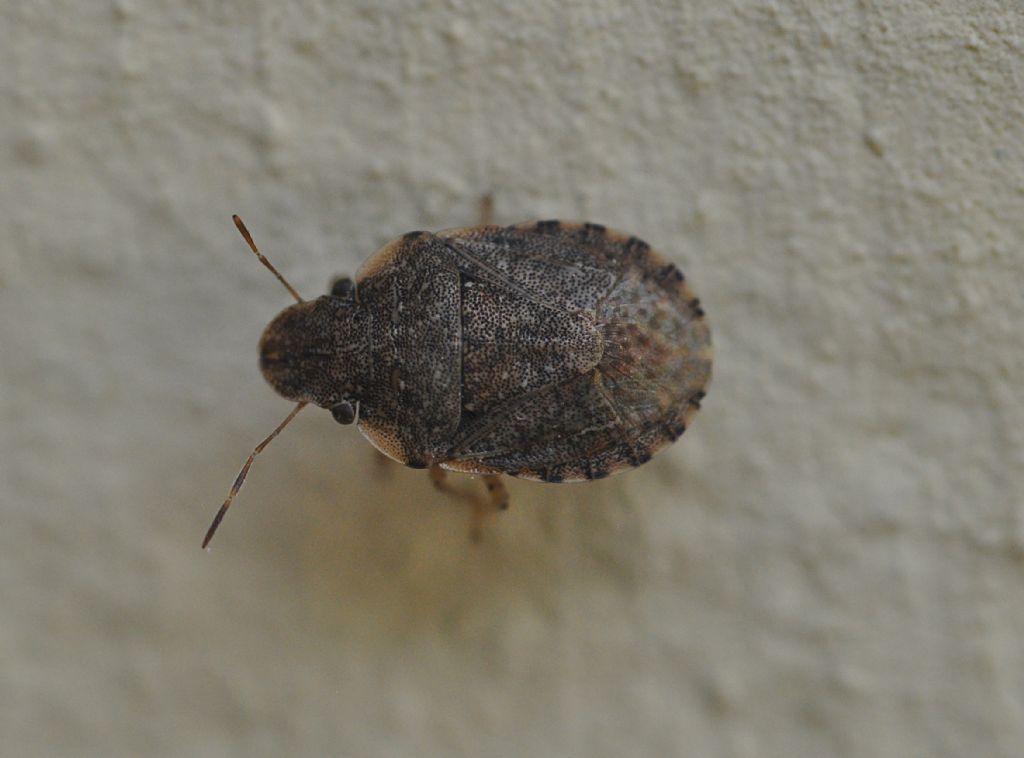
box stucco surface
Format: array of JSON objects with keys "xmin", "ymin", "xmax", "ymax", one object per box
[{"xmin": 3, "ymin": 1, "xmax": 1023, "ymax": 756}]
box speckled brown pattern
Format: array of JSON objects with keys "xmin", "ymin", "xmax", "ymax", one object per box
[
  {"xmin": 438, "ymin": 221, "xmax": 711, "ymax": 481},
  {"xmin": 258, "ymin": 220, "xmax": 712, "ymax": 482}
]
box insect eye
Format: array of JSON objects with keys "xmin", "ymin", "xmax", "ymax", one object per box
[
  {"xmin": 330, "ymin": 401, "xmax": 356, "ymax": 425},
  {"xmin": 330, "ymin": 277, "xmax": 355, "ymax": 298}
]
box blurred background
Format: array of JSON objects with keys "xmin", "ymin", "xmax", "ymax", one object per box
[{"xmin": 2, "ymin": 1, "xmax": 1023, "ymax": 756}]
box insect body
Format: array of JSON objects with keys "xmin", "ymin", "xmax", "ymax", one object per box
[{"xmin": 204, "ymin": 217, "xmax": 711, "ymax": 547}]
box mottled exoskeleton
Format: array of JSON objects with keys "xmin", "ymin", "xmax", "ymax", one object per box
[{"xmin": 204, "ymin": 218, "xmax": 711, "ymax": 547}]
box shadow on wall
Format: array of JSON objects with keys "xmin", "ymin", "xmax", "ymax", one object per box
[{"xmin": 192, "ymin": 412, "xmax": 654, "ymax": 635}]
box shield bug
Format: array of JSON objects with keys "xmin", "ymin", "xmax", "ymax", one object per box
[{"xmin": 203, "ymin": 213, "xmax": 712, "ymax": 547}]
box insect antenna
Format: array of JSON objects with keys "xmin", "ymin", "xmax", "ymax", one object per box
[
  {"xmin": 202, "ymin": 401, "xmax": 308, "ymax": 549},
  {"xmin": 233, "ymin": 214, "xmax": 304, "ymax": 303}
]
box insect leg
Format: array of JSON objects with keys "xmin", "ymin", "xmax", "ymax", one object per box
[
  {"xmin": 483, "ymin": 474, "xmax": 509, "ymax": 510},
  {"xmin": 429, "ymin": 464, "xmax": 456, "ymax": 493},
  {"xmin": 429, "ymin": 465, "xmax": 481, "ymax": 508},
  {"xmin": 468, "ymin": 476, "xmax": 508, "ymax": 542},
  {"xmin": 372, "ymin": 448, "xmax": 393, "ymax": 478},
  {"xmin": 478, "ymin": 193, "xmax": 494, "ymax": 225},
  {"xmin": 429, "ymin": 466, "xmax": 508, "ymax": 542}
]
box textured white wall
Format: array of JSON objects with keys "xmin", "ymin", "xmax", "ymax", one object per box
[{"xmin": 3, "ymin": 1, "xmax": 1023, "ymax": 756}]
